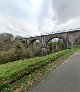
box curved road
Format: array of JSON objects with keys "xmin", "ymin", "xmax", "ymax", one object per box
[{"xmin": 30, "ymin": 51, "xmax": 80, "ymax": 92}]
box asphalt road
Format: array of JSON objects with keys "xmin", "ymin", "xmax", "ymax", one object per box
[{"xmin": 30, "ymin": 51, "xmax": 80, "ymax": 92}]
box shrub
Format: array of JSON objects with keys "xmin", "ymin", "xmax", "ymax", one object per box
[
  {"xmin": 14, "ymin": 44, "xmax": 22, "ymax": 60},
  {"xmin": 0, "ymin": 49, "xmax": 15, "ymax": 64}
]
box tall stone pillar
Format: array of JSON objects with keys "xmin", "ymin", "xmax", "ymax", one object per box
[{"xmin": 41, "ymin": 37, "xmax": 48, "ymax": 55}]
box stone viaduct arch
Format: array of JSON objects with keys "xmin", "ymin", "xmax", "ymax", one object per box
[{"xmin": 21, "ymin": 30, "xmax": 80, "ymax": 56}]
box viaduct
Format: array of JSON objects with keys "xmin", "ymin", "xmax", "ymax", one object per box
[{"xmin": 21, "ymin": 30, "xmax": 80, "ymax": 56}]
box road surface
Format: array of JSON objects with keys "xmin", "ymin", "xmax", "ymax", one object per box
[{"xmin": 30, "ymin": 51, "xmax": 80, "ymax": 92}]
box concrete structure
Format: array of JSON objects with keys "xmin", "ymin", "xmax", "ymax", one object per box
[{"xmin": 21, "ymin": 30, "xmax": 80, "ymax": 56}]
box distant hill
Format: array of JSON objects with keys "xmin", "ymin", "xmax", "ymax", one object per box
[{"xmin": 0, "ymin": 33, "xmax": 25, "ymax": 51}]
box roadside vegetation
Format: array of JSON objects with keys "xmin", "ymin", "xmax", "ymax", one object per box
[
  {"xmin": 0, "ymin": 33, "xmax": 80, "ymax": 92},
  {"xmin": 0, "ymin": 47, "xmax": 80, "ymax": 92}
]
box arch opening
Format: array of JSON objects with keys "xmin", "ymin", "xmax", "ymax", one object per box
[
  {"xmin": 30, "ymin": 39, "xmax": 42, "ymax": 57},
  {"xmin": 47, "ymin": 37, "xmax": 67, "ymax": 54}
]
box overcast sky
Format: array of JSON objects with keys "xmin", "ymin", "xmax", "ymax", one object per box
[{"xmin": 0, "ymin": 0, "xmax": 80, "ymax": 37}]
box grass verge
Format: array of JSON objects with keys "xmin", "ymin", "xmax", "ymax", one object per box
[{"xmin": 0, "ymin": 47, "xmax": 80, "ymax": 92}]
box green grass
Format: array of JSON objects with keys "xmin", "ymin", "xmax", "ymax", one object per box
[{"xmin": 0, "ymin": 47, "xmax": 80, "ymax": 91}]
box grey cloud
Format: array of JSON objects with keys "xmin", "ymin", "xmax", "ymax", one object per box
[
  {"xmin": 36, "ymin": 0, "xmax": 50, "ymax": 25},
  {"xmin": 52, "ymin": 0, "xmax": 80, "ymax": 23}
]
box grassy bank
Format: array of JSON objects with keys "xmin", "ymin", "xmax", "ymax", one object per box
[{"xmin": 0, "ymin": 47, "xmax": 80, "ymax": 92}]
